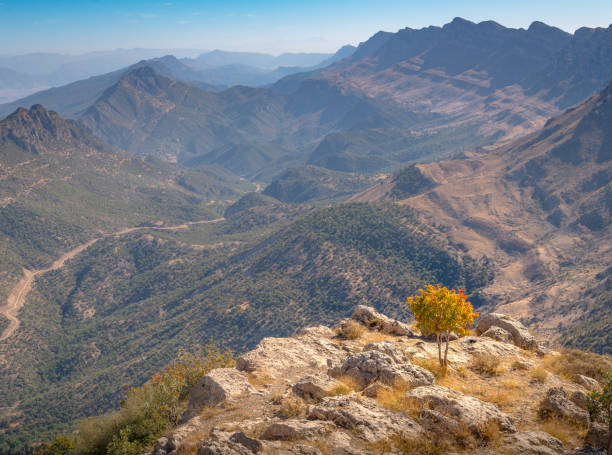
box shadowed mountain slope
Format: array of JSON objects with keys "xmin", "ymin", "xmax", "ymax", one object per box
[{"xmin": 350, "ymin": 81, "xmax": 612, "ymax": 353}]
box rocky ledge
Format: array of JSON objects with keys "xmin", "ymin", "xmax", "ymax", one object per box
[{"xmin": 151, "ymin": 306, "xmax": 609, "ymax": 455}]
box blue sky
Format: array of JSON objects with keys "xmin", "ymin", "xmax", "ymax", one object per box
[{"xmin": 0, "ymin": 0, "xmax": 611, "ymax": 55}]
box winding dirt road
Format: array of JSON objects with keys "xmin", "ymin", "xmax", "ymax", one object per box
[{"xmin": 0, "ymin": 218, "xmax": 224, "ymax": 342}]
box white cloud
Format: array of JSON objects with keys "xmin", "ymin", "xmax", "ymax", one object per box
[
  {"xmin": 177, "ymin": 20, "xmax": 191, "ymax": 25},
  {"xmin": 163, "ymin": 2, "xmax": 173, "ymax": 6},
  {"xmin": 191, "ymin": 11, "xmax": 201, "ymax": 16},
  {"xmin": 139, "ymin": 13, "xmax": 159, "ymax": 19}
]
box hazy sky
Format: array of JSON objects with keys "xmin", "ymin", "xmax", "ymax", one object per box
[{"xmin": 1, "ymin": 0, "xmax": 611, "ymax": 55}]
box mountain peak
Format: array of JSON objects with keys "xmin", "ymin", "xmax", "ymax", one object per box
[{"xmin": 1, "ymin": 104, "xmax": 94, "ymax": 153}]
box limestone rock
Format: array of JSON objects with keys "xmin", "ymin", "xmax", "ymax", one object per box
[
  {"xmin": 476, "ymin": 313, "xmax": 538, "ymax": 350},
  {"xmin": 458, "ymin": 336, "xmax": 521, "ymax": 358},
  {"xmin": 182, "ymin": 368, "xmax": 256, "ymax": 422},
  {"xmin": 293, "ymin": 374, "xmax": 344, "ymax": 400},
  {"xmin": 575, "ymin": 374, "xmax": 600, "ymax": 391},
  {"xmin": 405, "ymin": 385, "xmax": 517, "ymax": 433},
  {"xmin": 538, "ymin": 387, "xmax": 590, "ymax": 426},
  {"xmin": 480, "ymin": 326, "xmax": 513, "ymax": 343},
  {"xmin": 329, "ymin": 350, "xmax": 434, "ymax": 389},
  {"xmin": 236, "ymin": 330, "xmax": 347, "ymax": 381},
  {"xmin": 229, "ymin": 433, "xmax": 262, "ymax": 453},
  {"xmin": 585, "ymin": 422, "xmax": 609, "ymax": 451},
  {"xmin": 570, "ymin": 390, "xmax": 591, "ymax": 410},
  {"xmin": 308, "ymin": 394, "xmax": 422, "ymax": 442},
  {"xmin": 501, "ymin": 431, "xmax": 565, "ymax": 455},
  {"xmin": 261, "ymin": 419, "xmax": 334, "ymax": 440},
  {"xmin": 362, "ymin": 382, "xmax": 391, "ymax": 398},
  {"xmin": 363, "ymin": 340, "xmax": 411, "ymax": 363},
  {"xmin": 197, "ymin": 440, "xmax": 253, "ymax": 455},
  {"xmin": 351, "ymin": 305, "xmax": 415, "ymax": 336}
]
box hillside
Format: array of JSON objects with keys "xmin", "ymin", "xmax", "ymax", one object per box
[
  {"xmin": 350, "ymin": 80, "xmax": 612, "ymax": 353},
  {"xmin": 0, "ymin": 104, "xmax": 250, "ymax": 314},
  {"xmin": 40, "ymin": 307, "xmax": 612, "ymax": 455},
  {"xmin": 7, "ymin": 20, "xmax": 612, "ymax": 180},
  {"xmin": 0, "ymin": 202, "xmax": 492, "ymax": 452}
]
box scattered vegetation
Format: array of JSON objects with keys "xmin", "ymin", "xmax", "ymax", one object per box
[
  {"xmin": 407, "ymin": 285, "xmax": 478, "ymax": 366},
  {"xmin": 278, "ymin": 396, "xmax": 306, "ymax": 418},
  {"xmin": 470, "ymin": 353, "xmax": 501, "ymax": 376},
  {"xmin": 588, "ymin": 370, "xmax": 612, "ymax": 452},
  {"xmin": 336, "ymin": 320, "xmax": 365, "ymax": 340},
  {"xmin": 530, "ymin": 367, "xmax": 549, "ymax": 383},
  {"xmin": 70, "ymin": 344, "xmax": 234, "ymax": 455},
  {"xmin": 542, "ymin": 349, "xmax": 612, "ymax": 383}
]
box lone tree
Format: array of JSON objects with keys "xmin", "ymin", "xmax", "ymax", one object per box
[
  {"xmin": 589, "ymin": 370, "xmax": 612, "ymax": 453},
  {"xmin": 406, "ymin": 284, "xmax": 478, "ymax": 367}
]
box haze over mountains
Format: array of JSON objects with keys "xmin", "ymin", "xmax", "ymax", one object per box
[
  {"xmin": 0, "ymin": 48, "xmax": 349, "ymax": 104},
  {"xmin": 0, "ymin": 15, "xmax": 611, "ymax": 455}
]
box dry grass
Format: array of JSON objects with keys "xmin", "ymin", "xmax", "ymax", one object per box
[
  {"xmin": 538, "ymin": 419, "xmax": 588, "ymax": 447},
  {"xmin": 335, "ymin": 320, "xmax": 365, "ymax": 340},
  {"xmin": 413, "ymin": 357, "xmax": 448, "ymax": 379},
  {"xmin": 476, "ymin": 387, "xmax": 515, "ymax": 409},
  {"xmin": 510, "ymin": 358, "xmax": 531, "ymax": 371},
  {"xmin": 246, "ymin": 369, "xmax": 275, "ymax": 388},
  {"xmin": 358, "ymin": 331, "xmax": 394, "ymax": 345},
  {"xmin": 541, "ymin": 349, "xmax": 612, "ymax": 383},
  {"xmin": 530, "ymin": 367, "xmax": 548, "ymax": 383},
  {"xmin": 470, "ymin": 352, "xmax": 501, "ymax": 376},
  {"xmin": 327, "ymin": 384, "xmax": 352, "ymax": 396},
  {"xmin": 370, "ymin": 436, "xmax": 447, "ymax": 455},
  {"xmin": 334, "ymin": 374, "xmax": 362, "ymax": 393},
  {"xmin": 278, "ymin": 396, "xmax": 305, "ymax": 418},
  {"xmin": 375, "ymin": 384, "xmax": 423, "ymax": 418}
]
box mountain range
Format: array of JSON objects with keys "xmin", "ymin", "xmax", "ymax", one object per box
[{"xmin": 0, "ymin": 16, "xmax": 611, "ymax": 455}]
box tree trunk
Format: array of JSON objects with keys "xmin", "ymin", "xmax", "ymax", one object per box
[
  {"xmin": 607, "ymin": 417, "xmax": 611, "ymax": 454},
  {"xmin": 443, "ymin": 332, "xmax": 450, "ymax": 367},
  {"xmin": 437, "ymin": 333, "xmax": 442, "ymax": 366}
]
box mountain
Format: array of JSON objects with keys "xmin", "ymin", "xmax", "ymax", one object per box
[
  {"xmin": 73, "ymin": 308, "xmax": 612, "ymax": 455},
  {"xmin": 186, "ymin": 50, "xmax": 335, "ymax": 70},
  {"xmin": 350, "ymin": 80, "xmax": 612, "ymax": 353},
  {"xmin": 0, "ymin": 200, "xmax": 492, "ymax": 452},
  {"xmin": 78, "ymin": 65, "xmax": 429, "ymax": 174},
  {"xmin": 0, "ymin": 104, "xmax": 250, "ymax": 315},
  {"xmin": 0, "ymin": 49, "xmax": 207, "ymax": 102},
  {"xmin": 0, "ymin": 47, "xmax": 354, "ymax": 118}
]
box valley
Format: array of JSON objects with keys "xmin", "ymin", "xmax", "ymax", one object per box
[{"xmin": 0, "ymin": 13, "xmax": 611, "ymax": 455}]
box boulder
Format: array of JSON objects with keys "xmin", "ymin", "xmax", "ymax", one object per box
[
  {"xmin": 363, "ymin": 340, "xmax": 411, "ymax": 363},
  {"xmin": 480, "ymin": 326, "xmax": 513, "ymax": 343},
  {"xmin": 228, "ymin": 433, "xmax": 262, "ymax": 453},
  {"xmin": 585, "ymin": 422, "xmax": 610, "ymax": 451},
  {"xmin": 197, "ymin": 440, "xmax": 253, "ymax": 455},
  {"xmin": 362, "ymin": 382, "xmax": 391, "ymax": 398},
  {"xmin": 293, "ymin": 374, "xmax": 344, "ymax": 400},
  {"xmin": 538, "ymin": 387, "xmax": 590, "ymax": 426},
  {"xmin": 571, "ymin": 390, "xmax": 591, "ymax": 410},
  {"xmin": 459, "ymin": 336, "xmax": 521, "ymax": 358},
  {"xmin": 405, "ymin": 385, "xmax": 517, "ymax": 433},
  {"xmin": 351, "ymin": 305, "xmax": 416, "ymax": 336},
  {"xmin": 329, "ymin": 350, "xmax": 434, "ymax": 390},
  {"xmin": 476, "ymin": 313, "xmax": 538, "ymax": 350},
  {"xmin": 501, "ymin": 431, "xmax": 565, "ymax": 455},
  {"xmin": 575, "ymin": 374, "xmax": 600, "ymax": 391},
  {"xmin": 308, "ymin": 394, "xmax": 422, "ymax": 442},
  {"xmin": 261, "ymin": 420, "xmax": 334, "ymax": 440},
  {"xmin": 236, "ymin": 330, "xmax": 347, "ymax": 381},
  {"xmin": 418, "ymin": 409, "xmax": 464, "ymax": 436},
  {"xmin": 182, "ymin": 368, "xmax": 256, "ymax": 422}
]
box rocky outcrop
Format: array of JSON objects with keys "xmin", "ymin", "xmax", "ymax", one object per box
[
  {"xmin": 182, "ymin": 368, "xmax": 256, "ymax": 422},
  {"xmin": 236, "ymin": 326, "xmax": 346, "ymax": 381},
  {"xmin": 585, "ymin": 422, "xmax": 610, "ymax": 452},
  {"xmin": 501, "ymin": 431, "xmax": 565, "ymax": 455},
  {"xmin": 575, "ymin": 374, "xmax": 600, "ymax": 391},
  {"xmin": 328, "ymin": 350, "xmax": 435, "ymax": 389},
  {"xmin": 405, "ymin": 385, "xmax": 517, "ymax": 433},
  {"xmin": 480, "ymin": 326, "xmax": 513, "ymax": 343},
  {"xmin": 538, "ymin": 387, "xmax": 590, "ymax": 426},
  {"xmin": 292, "ymin": 374, "xmax": 344, "ymax": 400},
  {"xmin": 308, "ymin": 394, "xmax": 422, "ymax": 442},
  {"xmin": 261, "ymin": 420, "xmax": 334, "ymax": 440},
  {"xmin": 351, "ymin": 305, "xmax": 415, "ymax": 336},
  {"xmin": 476, "ymin": 313, "xmax": 538, "ymax": 350}
]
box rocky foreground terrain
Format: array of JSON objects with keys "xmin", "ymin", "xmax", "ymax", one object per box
[{"xmin": 150, "ymin": 307, "xmax": 611, "ymax": 455}]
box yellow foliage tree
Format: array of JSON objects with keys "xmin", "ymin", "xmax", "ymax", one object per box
[{"xmin": 406, "ymin": 284, "xmax": 478, "ymax": 366}]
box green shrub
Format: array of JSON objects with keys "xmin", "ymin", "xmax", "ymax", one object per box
[{"xmin": 74, "ymin": 344, "xmax": 234, "ymax": 455}]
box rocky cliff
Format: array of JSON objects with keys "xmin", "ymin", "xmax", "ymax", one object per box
[{"xmin": 151, "ymin": 307, "xmax": 611, "ymax": 455}]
